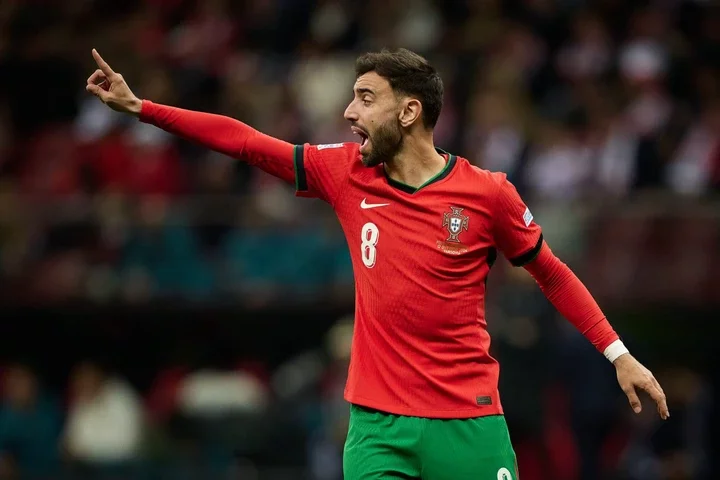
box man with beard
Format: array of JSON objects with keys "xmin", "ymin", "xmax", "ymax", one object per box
[{"xmin": 86, "ymin": 47, "xmax": 669, "ymax": 479}]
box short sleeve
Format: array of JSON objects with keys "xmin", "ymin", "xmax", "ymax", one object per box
[
  {"xmin": 294, "ymin": 143, "xmax": 354, "ymax": 206},
  {"xmin": 492, "ymin": 174, "xmax": 543, "ymax": 266}
]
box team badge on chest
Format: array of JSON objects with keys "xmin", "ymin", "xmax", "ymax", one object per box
[
  {"xmin": 437, "ymin": 206, "xmax": 469, "ymax": 255},
  {"xmin": 443, "ymin": 206, "xmax": 469, "ymax": 242}
]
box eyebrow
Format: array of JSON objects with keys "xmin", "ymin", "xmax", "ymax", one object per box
[{"xmin": 355, "ymin": 87, "xmax": 375, "ymax": 96}]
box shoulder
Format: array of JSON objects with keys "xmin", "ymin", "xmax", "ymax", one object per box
[
  {"xmin": 303, "ymin": 142, "xmax": 360, "ymax": 161},
  {"xmin": 454, "ymin": 156, "xmax": 508, "ymax": 192}
]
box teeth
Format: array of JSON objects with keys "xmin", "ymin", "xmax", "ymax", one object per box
[{"xmin": 352, "ymin": 128, "xmax": 368, "ymax": 147}]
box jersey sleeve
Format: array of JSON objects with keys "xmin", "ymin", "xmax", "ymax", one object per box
[
  {"xmin": 140, "ymin": 100, "xmax": 295, "ymax": 184},
  {"xmin": 491, "ymin": 174, "xmax": 543, "ymax": 266},
  {"xmin": 293, "ymin": 143, "xmax": 355, "ymax": 206}
]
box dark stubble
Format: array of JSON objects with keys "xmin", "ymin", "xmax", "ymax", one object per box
[{"xmin": 361, "ymin": 117, "xmax": 404, "ymax": 167}]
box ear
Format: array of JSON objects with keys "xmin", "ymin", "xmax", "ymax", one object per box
[{"xmin": 398, "ymin": 98, "xmax": 422, "ymax": 128}]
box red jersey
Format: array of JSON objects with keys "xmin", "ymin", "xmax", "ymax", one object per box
[
  {"xmin": 139, "ymin": 100, "xmax": 619, "ymax": 420},
  {"xmin": 295, "ymin": 142, "xmax": 542, "ymax": 418}
]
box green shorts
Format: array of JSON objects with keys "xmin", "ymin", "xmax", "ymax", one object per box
[{"xmin": 344, "ymin": 405, "xmax": 518, "ymax": 480}]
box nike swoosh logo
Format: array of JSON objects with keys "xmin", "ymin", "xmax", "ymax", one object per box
[{"xmin": 360, "ymin": 198, "xmax": 390, "ymax": 209}]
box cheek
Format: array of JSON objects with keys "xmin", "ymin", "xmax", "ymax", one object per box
[
  {"xmin": 368, "ymin": 109, "xmax": 397, "ymax": 130},
  {"xmin": 365, "ymin": 103, "xmax": 395, "ymax": 124}
]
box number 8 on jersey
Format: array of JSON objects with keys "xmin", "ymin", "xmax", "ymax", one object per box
[{"xmin": 361, "ymin": 222, "xmax": 379, "ymax": 268}]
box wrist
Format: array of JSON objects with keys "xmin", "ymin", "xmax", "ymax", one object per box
[
  {"xmin": 129, "ymin": 97, "xmax": 143, "ymax": 116},
  {"xmin": 604, "ymin": 339, "xmax": 630, "ymax": 363}
]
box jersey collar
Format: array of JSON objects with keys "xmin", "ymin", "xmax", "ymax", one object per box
[{"xmin": 383, "ymin": 148, "xmax": 457, "ymax": 194}]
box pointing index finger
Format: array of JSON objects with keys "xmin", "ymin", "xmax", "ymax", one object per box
[{"xmin": 92, "ymin": 49, "xmax": 116, "ymax": 78}]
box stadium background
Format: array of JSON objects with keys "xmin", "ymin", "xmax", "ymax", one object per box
[{"xmin": 0, "ymin": 0, "xmax": 717, "ymax": 478}]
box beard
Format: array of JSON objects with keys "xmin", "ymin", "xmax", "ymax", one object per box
[{"xmin": 360, "ymin": 118, "xmax": 404, "ymax": 167}]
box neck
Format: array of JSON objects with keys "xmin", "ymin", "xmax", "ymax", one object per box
[{"xmin": 384, "ymin": 132, "xmax": 446, "ymax": 189}]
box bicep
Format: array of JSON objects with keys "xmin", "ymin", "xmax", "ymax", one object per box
[
  {"xmin": 294, "ymin": 143, "xmax": 353, "ymax": 206},
  {"xmin": 242, "ymin": 129, "xmax": 296, "ymax": 184}
]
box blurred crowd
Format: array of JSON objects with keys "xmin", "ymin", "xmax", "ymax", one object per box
[
  {"xmin": 0, "ymin": 318, "xmax": 356, "ymax": 480},
  {"xmin": 0, "ymin": 0, "xmax": 718, "ymax": 303},
  {"xmin": 0, "ymin": 0, "xmax": 717, "ymax": 479},
  {"xmin": 0, "ymin": 300, "xmax": 714, "ymax": 480}
]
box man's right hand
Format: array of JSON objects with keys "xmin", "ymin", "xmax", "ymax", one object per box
[{"xmin": 86, "ymin": 49, "xmax": 142, "ymax": 116}]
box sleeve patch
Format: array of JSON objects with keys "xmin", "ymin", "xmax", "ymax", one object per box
[
  {"xmin": 317, "ymin": 143, "xmax": 344, "ymax": 150},
  {"xmin": 523, "ymin": 207, "xmax": 533, "ymax": 227}
]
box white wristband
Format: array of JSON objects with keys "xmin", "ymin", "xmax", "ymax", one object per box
[{"xmin": 603, "ymin": 339, "xmax": 630, "ymax": 363}]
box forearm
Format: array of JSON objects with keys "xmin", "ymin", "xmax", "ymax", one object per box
[
  {"xmin": 139, "ymin": 100, "xmax": 296, "ymax": 184},
  {"xmin": 524, "ymin": 242, "xmax": 626, "ymax": 360}
]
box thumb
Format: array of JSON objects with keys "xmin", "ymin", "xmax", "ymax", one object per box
[
  {"xmin": 86, "ymin": 83, "xmax": 110, "ymax": 102},
  {"xmin": 623, "ymin": 385, "xmax": 642, "ymax": 414}
]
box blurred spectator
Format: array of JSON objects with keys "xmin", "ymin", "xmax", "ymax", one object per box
[
  {"xmin": 556, "ymin": 12, "xmax": 612, "ymax": 83},
  {"xmin": 18, "ymin": 126, "xmax": 85, "ymax": 198},
  {"xmin": 164, "ymin": 0, "xmax": 236, "ymax": 75},
  {"xmin": 667, "ymin": 100, "xmax": 720, "ymax": 195},
  {"xmin": 289, "ymin": 50, "xmax": 355, "ymax": 128},
  {"xmin": 190, "ymin": 152, "xmax": 244, "ymax": 258},
  {"xmin": 464, "ymin": 87, "xmax": 528, "ymax": 182},
  {"xmin": 92, "ymin": 124, "xmax": 186, "ymax": 197},
  {"xmin": 178, "ymin": 368, "xmax": 268, "ymax": 417},
  {"xmin": 120, "ymin": 195, "xmax": 214, "ymax": 301},
  {"xmin": 523, "ymin": 119, "xmax": 595, "ymax": 199},
  {"xmin": 63, "ymin": 362, "xmax": 144, "ymax": 470},
  {"xmin": 0, "ymin": 364, "xmax": 62, "ymax": 478},
  {"xmin": 170, "ymin": 366, "xmax": 269, "ymax": 465}
]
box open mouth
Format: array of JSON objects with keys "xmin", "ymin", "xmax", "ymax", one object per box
[{"xmin": 351, "ymin": 126, "xmax": 369, "ymax": 148}]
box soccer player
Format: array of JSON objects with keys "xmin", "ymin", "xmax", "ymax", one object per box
[{"xmin": 86, "ymin": 47, "xmax": 669, "ymax": 479}]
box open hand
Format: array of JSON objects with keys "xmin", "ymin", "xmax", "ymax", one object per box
[
  {"xmin": 86, "ymin": 49, "xmax": 142, "ymax": 115},
  {"xmin": 614, "ymin": 353, "xmax": 669, "ymax": 419}
]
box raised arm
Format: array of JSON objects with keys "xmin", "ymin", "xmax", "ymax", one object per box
[{"xmin": 85, "ymin": 49, "xmax": 295, "ymax": 183}]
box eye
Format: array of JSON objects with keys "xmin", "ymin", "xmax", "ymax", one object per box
[{"xmin": 362, "ymin": 98, "xmax": 372, "ymax": 106}]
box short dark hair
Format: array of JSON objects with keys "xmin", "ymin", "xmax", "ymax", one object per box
[{"xmin": 355, "ymin": 48, "xmax": 443, "ymax": 129}]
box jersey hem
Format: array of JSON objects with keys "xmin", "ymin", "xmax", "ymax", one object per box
[{"xmin": 345, "ymin": 394, "xmax": 504, "ymax": 419}]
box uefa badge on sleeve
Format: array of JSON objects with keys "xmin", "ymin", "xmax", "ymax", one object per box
[{"xmin": 523, "ymin": 207, "xmax": 533, "ymax": 227}]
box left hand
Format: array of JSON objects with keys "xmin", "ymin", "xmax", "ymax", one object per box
[
  {"xmin": 614, "ymin": 353, "xmax": 669, "ymax": 420},
  {"xmin": 86, "ymin": 49, "xmax": 142, "ymax": 115}
]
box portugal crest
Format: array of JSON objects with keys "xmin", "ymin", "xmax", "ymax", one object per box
[{"xmin": 442, "ymin": 206, "xmax": 469, "ymax": 243}]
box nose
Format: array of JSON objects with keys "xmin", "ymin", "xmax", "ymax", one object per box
[{"xmin": 344, "ymin": 102, "xmax": 358, "ymax": 122}]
